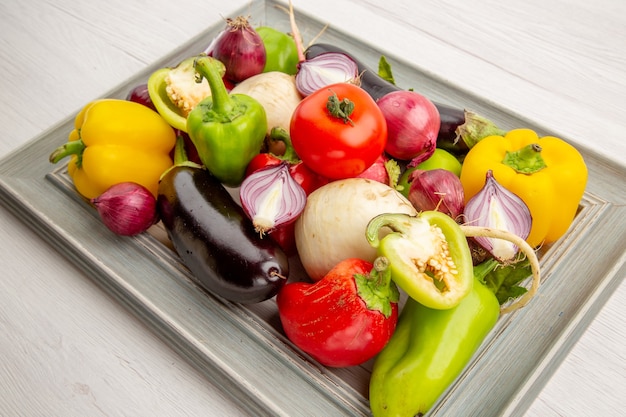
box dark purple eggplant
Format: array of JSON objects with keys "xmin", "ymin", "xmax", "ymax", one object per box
[
  {"xmin": 304, "ymin": 43, "xmax": 468, "ymax": 155},
  {"xmin": 157, "ymin": 164, "xmax": 289, "ymax": 304}
]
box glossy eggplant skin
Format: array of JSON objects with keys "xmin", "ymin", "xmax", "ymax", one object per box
[
  {"xmin": 157, "ymin": 165, "xmax": 289, "ymax": 304},
  {"xmin": 305, "ymin": 43, "xmax": 467, "ymax": 153}
]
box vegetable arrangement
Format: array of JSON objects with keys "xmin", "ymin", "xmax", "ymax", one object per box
[{"xmin": 48, "ymin": 2, "xmax": 589, "ymax": 415}]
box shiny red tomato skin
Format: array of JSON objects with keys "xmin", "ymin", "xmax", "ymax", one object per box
[
  {"xmin": 290, "ymin": 83, "xmax": 387, "ymax": 180},
  {"xmin": 276, "ymin": 258, "xmax": 399, "ymax": 368}
]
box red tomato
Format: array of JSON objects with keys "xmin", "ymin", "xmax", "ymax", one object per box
[
  {"xmin": 276, "ymin": 258, "xmax": 399, "ymax": 368},
  {"xmin": 290, "ymin": 83, "xmax": 387, "ymax": 180}
]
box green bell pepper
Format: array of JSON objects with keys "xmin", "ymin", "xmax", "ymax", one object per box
[
  {"xmin": 186, "ymin": 55, "xmax": 267, "ymax": 187},
  {"xmin": 366, "ymin": 212, "xmax": 474, "ymax": 310},
  {"xmin": 256, "ymin": 26, "xmax": 299, "ymax": 75},
  {"xmin": 369, "ymin": 259, "xmax": 501, "ymax": 417}
]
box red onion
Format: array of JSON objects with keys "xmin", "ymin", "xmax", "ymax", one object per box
[
  {"xmin": 239, "ymin": 162, "xmax": 307, "ymax": 235},
  {"xmin": 211, "ymin": 16, "xmax": 266, "ymax": 83},
  {"xmin": 463, "ymin": 170, "xmax": 532, "ymax": 261},
  {"xmin": 407, "ymin": 169, "xmax": 465, "ymax": 220},
  {"xmin": 295, "ymin": 52, "xmax": 359, "ymax": 96},
  {"xmin": 376, "ymin": 90, "xmax": 440, "ymax": 163},
  {"xmin": 126, "ymin": 84, "xmax": 156, "ymax": 111},
  {"xmin": 91, "ymin": 182, "xmax": 159, "ymax": 236}
]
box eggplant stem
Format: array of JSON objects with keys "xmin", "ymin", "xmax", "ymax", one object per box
[{"xmin": 459, "ymin": 225, "xmax": 540, "ymax": 314}]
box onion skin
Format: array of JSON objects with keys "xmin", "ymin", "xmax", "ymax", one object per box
[
  {"xmin": 376, "ymin": 91, "xmax": 441, "ymax": 163},
  {"xmin": 239, "ymin": 162, "xmax": 307, "ymax": 234},
  {"xmin": 91, "ymin": 182, "xmax": 159, "ymax": 236},
  {"xmin": 212, "ymin": 16, "xmax": 266, "ymax": 83},
  {"xmin": 295, "ymin": 52, "xmax": 359, "ymax": 97},
  {"xmin": 462, "ymin": 170, "xmax": 532, "ymax": 261},
  {"xmin": 408, "ymin": 169, "xmax": 465, "ymax": 221}
]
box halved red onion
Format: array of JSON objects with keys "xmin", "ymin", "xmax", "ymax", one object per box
[
  {"xmin": 295, "ymin": 52, "xmax": 359, "ymax": 96},
  {"xmin": 463, "ymin": 170, "xmax": 532, "ymax": 261},
  {"xmin": 239, "ymin": 162, "xmax": 307, "ymax": 235}
]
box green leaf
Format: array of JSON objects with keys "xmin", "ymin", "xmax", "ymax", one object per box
[
  {"xmin": 483, "ymin": 258, "xmax": 532, "ymax": 305},
  {"xmin": 378, "ymin": 56, "xmax": 395, "ymax": 85}
]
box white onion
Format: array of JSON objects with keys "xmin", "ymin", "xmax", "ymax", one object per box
[{"xmin": 295, "ymin": 178, "xmax": 417, "ymax": 281}]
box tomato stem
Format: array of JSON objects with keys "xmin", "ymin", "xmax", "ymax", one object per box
[{"xmin": 326, "ymin": 91, "xmax": 355, "ymax": 125}]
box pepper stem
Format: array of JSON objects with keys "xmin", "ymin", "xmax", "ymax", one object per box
[
  {"xmin": 501, "ymin": 143, "xmax": 547, "ymax": 174},
  {"xmin": 49, "ymin": 139, "xmax": 86, "ymax": 166},
  {"xmin": 268, "ymin": 127, "xmax": 301, "ymax": 164},
  {"xmin": 365, "ymin": 212, "xmax": 414, "ymax": 248},
  {"xmin": 354, "ymin": 256, "xmax": 399, "ymax": 318},
  {"xmin": 193, "ymin": 55, "xmax": 238, "ymax": 117}
]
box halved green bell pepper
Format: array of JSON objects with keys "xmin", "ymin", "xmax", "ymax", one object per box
[
  {"xmin": 366, "ymin": 212, "xmax": 473, "ymax": 310},
  {"xmin": 147, "ymin": 56, "xmax": 204, "ymax": 132},
  {"xmin": 186, "ymin": 56, "xmax": 267, "ymax": 187}
]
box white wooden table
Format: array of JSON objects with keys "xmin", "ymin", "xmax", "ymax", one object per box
[{"xmin": 1, "ymin": 0, "xmax": 624, "ymax": 415}]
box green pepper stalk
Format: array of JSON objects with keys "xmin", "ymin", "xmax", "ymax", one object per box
[
  {"xmin": 369, "ymin": 259, "xmax": 501, "ymax": 417},
  {"xmin": 186, "ymin": 55, "xmax": 268, "ymax": 187},
  {"xmin": 366, "ymin": 212, "xmax": 474, "ymax": 310}
]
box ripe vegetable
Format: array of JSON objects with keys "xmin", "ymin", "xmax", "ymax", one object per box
[
  {"xmin": 376, "ymin": 90, "xmax": 441, "ymax": 164},
  {"xmin": 290, "ymin": 83, "xmax": 387, "ymax": 180},
  {"xmin": 460, "ymin": 128, "xmax": 587, "ymax": 247},
  {"xmin": 256, "ymin": 26, "xmax": 299, "ymax": 75},
  {"xmin": 126, "ymin": 83, "xmax": 156, "ymax": 111},
  {"xmin": 187, "ymin": 56, "xmax": 267, "ymax": 187},
  {"xmin": 212, "ymin": 16, "xmax": 266, "ymax": 83},
  {"xmin": 277, "ymin": 257, "xmax": 399, "ymax": 367},
  {"xmin": 147, "ymin": 56, "xmax": 213, "ymax": 132},
  {"xmin": 91, "ymin": 182, "xmax": 158, "ymax": 236},
  {"xmin": 357, "ymin": 153, "xmax": 401, "ymax": 189},
  {"xmin": 295, "ymin": 178, "xmax": 417, "ymax": 281},
  {"xmin": 397, "ymin": 148, "xmax": 463, "ymax": 198},
  {"xmin": 230, "ymin": 71, "xmax": 302, "ymax": 137},
  {"xmin": 407, "ymin": 168, "xmax": 465, "ymax": 220},
  {"xmin": 157, "ymin": 138, "xmax": 288, "ymax": 304},
  {"xmin": 463, "ymin": 170, "xmax": 532, "ymax": 261},
  {"xmin": 415, "ymin": 147, "xmax": 463, "ymax": 176},
  {"xmin": 48, "ymin": 99, "xmax": 176, "ymax": 199},
  {"xmin": 366, "ymin": 212, "xmax": 474, "ymax": 310}
]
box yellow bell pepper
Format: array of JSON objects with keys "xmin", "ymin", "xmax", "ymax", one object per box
[
  {"xmin": 460, "ymin": 128, "xmax": 587, "ymax": 248},
  {"xmin": 49, "ymin": 99, "xmax": 176, "ymax": 199}
]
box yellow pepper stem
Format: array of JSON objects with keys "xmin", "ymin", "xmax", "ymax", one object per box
[
  {"xmin": 501, "ymin": 143, "xmax": 547, "ymax": 174},
  {"xmin": 49, "ymin": 139, "xmax": 86, "ymax": 167}
]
